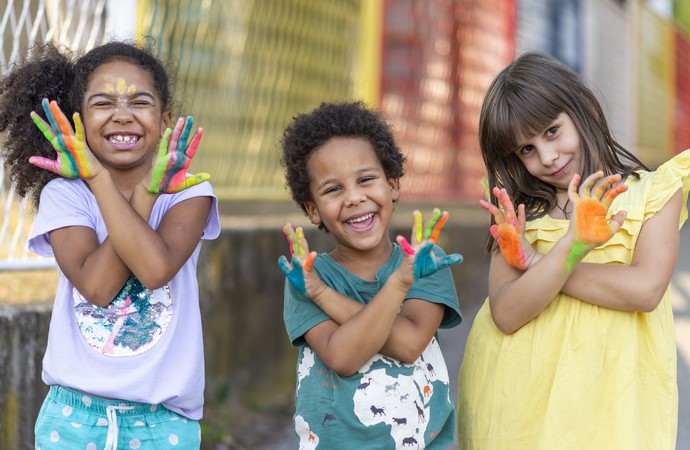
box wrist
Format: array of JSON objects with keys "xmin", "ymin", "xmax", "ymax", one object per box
[{"xmin": 561, "ymin": 236, "xmax": 591, "ymax": 272}]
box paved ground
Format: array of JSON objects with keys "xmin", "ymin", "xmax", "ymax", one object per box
[{"xmin": 257, "ymin": 226, "xmax": 690, "ymax": 449}]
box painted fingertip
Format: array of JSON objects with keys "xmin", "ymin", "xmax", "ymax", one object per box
[{"xmin": 399, "ymin": 237, "xmax": 416, "ymax": 255}]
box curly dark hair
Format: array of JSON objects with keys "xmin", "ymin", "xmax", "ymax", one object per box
[
  {"xmin": 280, "ymin": 101, "xmax": 406, "ymax": 230},
  {"xmin": 0, "ymin": 39, "xmax": 177, "ymax": 207}
]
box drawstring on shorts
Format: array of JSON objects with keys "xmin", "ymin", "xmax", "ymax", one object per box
[{"xmin": 104, "ymin": 404, "xmax": 134, "ymax": 450}]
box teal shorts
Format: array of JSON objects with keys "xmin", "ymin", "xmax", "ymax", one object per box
[{"xmin": 34, "ymin": 385, "xmax": 201, "ymax": 449}]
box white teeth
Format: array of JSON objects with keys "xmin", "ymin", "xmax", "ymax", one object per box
[
  {"xmin": 108, "ymin": 135, "xmax": 139, "ymax": 143},
  {"xmin": 348, "ymin": 213, "xmax": 373, "ymax": 224}
]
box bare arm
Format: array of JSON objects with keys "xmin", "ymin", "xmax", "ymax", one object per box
[
  {"xmin": 310, "ymin": 286, "xmax": 445, "ymax": 364},
  {"xmin": 561, "ymin": 188, "xmax": 682, "ymax": 311},
  {"xmin": 303, "ymin": 269, "xmax": 415, "ymax": 377},
  {"xmin": 50, "ymin": 185, "xmax": 211, "ymax": 306}
]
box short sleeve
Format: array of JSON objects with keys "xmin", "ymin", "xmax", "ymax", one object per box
[
  {"xmin": 283, "ymin": 279, "xmax": 329, "ymax": 347},
  {"xmin": 644, "ymin": 150, "xmax": 690, "ymax": 226},
  {"xmin": 151, "ymin": 180, "xmax": 220, "ymax": 240},
  {"xmin": 406, "ymin": 245, "xmax": 462, "ymax": 328},
  {"xmin": 28, "ymin": 179, "xmax": 97, "ymax": 257}
]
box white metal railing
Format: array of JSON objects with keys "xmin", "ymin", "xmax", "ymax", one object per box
[{"xmin": 0, "ymin": 0, "xmax": 118, "ymax": 270}]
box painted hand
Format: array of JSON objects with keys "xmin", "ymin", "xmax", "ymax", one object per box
[
  {"xmin": 278, "ymin": 223, "xmax": 318, "ymax": 296},
  {"xmin": 146, "ymin": 116, "xmax": 210, "ymax": 194},
  {"xmin": 29, "ymin": 99, "xmax": 96, "ymax": 179},
  {"xmin": 566, "ymin": 171, "xmax": 627, "ymax": 271},
  {"xmin": 480, "ymin": 187, "xmax": 535, "ymax": 270},
  {"xmin": 397, "ymin": 209, "xmax": 462, "ymax": 280}
]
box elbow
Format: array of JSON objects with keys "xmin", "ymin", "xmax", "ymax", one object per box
[
  {"xmin": 489, "ymin": 305, "xmax": 521, "ymax": 335},
  {"xmin": 396, "ymin": 342, "xmax": 427, "ymax": 364},
  {"xmin": 135, "ymin": 270, "xmax": 174, "ymax": 291},
  {"xmin": 637, "ymin": 286, "xmax": 667, "ymax": 313},
  {"xmin": 327, "ymin": 359, "xmax": 359, "ymax": 378},
  {"xmin": 81, "ymin": 289, "xmax": 118, "ymax": 307}
]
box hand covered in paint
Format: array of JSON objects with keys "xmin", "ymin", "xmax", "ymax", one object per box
[
  {"xmin": 480, "ymin": 187, "xmax": 536, "ymax": 270},
  {"xmin": 146, "ymin": 116, "xmax": 210, "ymax": 194},
  {"xmin": 29, "ymin": 99, "xmax": 99, "ymax": 179},
  {"xmin": 566, "ymin": 171, "xmax": 627, "ymax": 271},
  {"xmin": 277, "ymin": 223, "xmax": 322, "ymax": 297},
  {"xmin": 397, "ymin": 209, "xmax": 463, "ymax": 281}
]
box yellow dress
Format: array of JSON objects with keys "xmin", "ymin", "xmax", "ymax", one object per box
[{"xmin": 457, "ymin": 150, "xmax": 690, "ymax": 450}]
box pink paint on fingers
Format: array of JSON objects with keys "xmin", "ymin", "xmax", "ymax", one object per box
[{"xmin": 399, "ymin": 237, "xmax": 416, "ymax": 255}]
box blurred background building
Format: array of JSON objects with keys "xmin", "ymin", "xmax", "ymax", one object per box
[
  {"xmin": 1, "ymin": 0, "xmax": 689, "ymax": 268},
  {"xmin": 1, "ymin": 1, "xmax": 689, "ymax": 449}
]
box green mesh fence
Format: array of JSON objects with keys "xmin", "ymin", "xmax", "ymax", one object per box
[{"xmin": 138, "ymin": 0, "xmax": 364, "ymax": 199}]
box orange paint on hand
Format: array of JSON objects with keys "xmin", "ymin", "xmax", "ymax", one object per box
[
  {"xmin": 496, "ymin": 222, "xmax": 526, "ymax": 268},
  {"xmin": 575, "ymin": 199, "xmax": 610, "ymax": 243}
]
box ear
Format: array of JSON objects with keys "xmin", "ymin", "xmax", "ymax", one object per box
[
  {"xmin": 161, "ymin": 110, "xmax": 173, "ymax": 137},
  {"xmin": 304, "ymin": 201, "xmax": 321, "ymax": 225},
  {"xmin": 389, "ymin": 178, "xmax": 401, "ymax": 203}
]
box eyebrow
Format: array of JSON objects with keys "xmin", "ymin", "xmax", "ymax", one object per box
[{"xmin": 86, "ymin": 91, "xmax": 157, "ymax": 103}]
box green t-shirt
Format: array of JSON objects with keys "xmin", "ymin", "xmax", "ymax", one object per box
[{"xmin": 283, "ymin": 243, "xmax": 462, "ymax": 449}]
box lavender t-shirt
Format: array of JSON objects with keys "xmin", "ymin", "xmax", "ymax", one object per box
[{"xmin": 28, "ymin": 177, "xmax": 220, "ymax": 420}]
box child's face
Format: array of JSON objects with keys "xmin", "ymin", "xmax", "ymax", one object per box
[
  {"xmin": 81, "ymin": 60, "xmax": 171, "ymax": 173},
  {"xmin": 304, "ymin": 137, "xmax": 400, "ymax": 257},
  {"xmin": 513, "ymin": 112, "xmax": 582, "ymax": 191}
]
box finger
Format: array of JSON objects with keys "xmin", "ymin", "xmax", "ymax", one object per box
[
  {"xmin": 591, "ymin": 174, "xmax": 619, "ymax": 200},
  {"xmin": 437, "ymin": 253, "xmax": 463, "ymax": 269},
  {"xmin": 168, "ymin": 117, "xmax": 185, "ymax": 153},
  {"xmin": 578, "ymin": 170, "xmax": 603, "ymax": 197},
  {"xmin": 479, "ymin": 199, "xmax": 505, "ymax": 225},
  {"xmin": 180, "ymin": 173, "xmax": 211, "ymax": 190},
  {"xmin": 496, "ymin": 189, "xmax": 518, "ymax": 227},
  {"xmin": 414, "ymin": 210, "xmax": 423, "ymax": 243},
  {"xmin": 568, "ymin": 173, "xmax": 582, "ymax": 201},
  {"xmin": 282, "ymin": 224, "xmax": 298, "ymax": 256},
  {"xmin": 303, "ymin": 251, "xmax": 316, "ymax": 272},
  {"xmin": 72, "ymin": 113, "xmax": 90, "ymax": 177},
  {"xmin": 296, "ymin": 226, "xmax": 311, "ymax": 257},
  {"xmin": 277, "ymin": 255, "xmax": 293, "ymax": 276},
  {"xmin": 488, "ymin": 224, "xmax": 500, "ymax": 241},
  {"xmin": 429, "ymin": 211, "xmax": 449, "ymax": 243},
  {"xmin": 184, "ymin": 128, "xmax": 203, "ymax": 161},
  {"xmin": 28, "ymin": 156, "xmax": 60, "ymax": 174},
  {"xmin": 177, "ymin": 116, "xmax": 194, "ymax": 152},
  {"xmin": 49, "ymin": 100, "xmax": 75, "ymax": 140},
  {"xmin": 602, "ymin": 184, "xmax": 628, "ymax": 206},
  {"xmin": 397, "ymin": 236, "xmax": 416, "ymax": 255},
  {"xmin": 296, "ymin": 227, "xmax": 305, "ymax": 258},
  {"xmin": 608, "ymin": 210, "xmax": 627, "ymax": 234},
  {"xmin": 30, "ymin": 112, "xmax": 59, "ymax": 149},
  {"xmin": 516, "ymin": 203, "xmax": 526, "ymax": 233},
  {"xmin": 41, "ymin": 99, "xmax": 60, "ymax": 131},
  {"xmin": 423, "ymin": 208, "xmax": 442, "ymax": 240}
]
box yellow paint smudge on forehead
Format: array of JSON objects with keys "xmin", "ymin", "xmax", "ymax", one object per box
[{"xmin": 103, "ymin": 77, "xmax": 136, "ymax": 96}]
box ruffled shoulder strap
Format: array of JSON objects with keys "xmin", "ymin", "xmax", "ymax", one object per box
[{"xmin": 643, "ymin": 149, "xmax": 690, "ymax": 225}]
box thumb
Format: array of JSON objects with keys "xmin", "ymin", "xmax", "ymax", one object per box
[{"xmin": 277, "ymin": 255, "xmax": 292, "ymax": 276}]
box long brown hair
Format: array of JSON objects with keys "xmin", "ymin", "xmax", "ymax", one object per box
[{"xmin": 479, "ymin": 52, "xmax": 648, "ymax": 252}]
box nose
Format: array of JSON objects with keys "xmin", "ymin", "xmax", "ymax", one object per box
[
  {"xmin": 111, "ymin": 100, "xmax": 134, "ymax": 123},
  {"xmin": 537, "ymin": 144, "xmax": 559, "ymax": 166},
  {"xmin": 345, "ymin": 186, "xmax": 366, "ymax": 207}
]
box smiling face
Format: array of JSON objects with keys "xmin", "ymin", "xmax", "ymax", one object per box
[
  {"xmin": 513, "ymin": 112, "xmax": 583, "ymax": 192},
  {"xmin": 81, "ymin": 60, "xmax": 171, "ymax": 177},
  {"xmin": 304, "ymin": 137, "xmax": 400, "ymax": 262}
]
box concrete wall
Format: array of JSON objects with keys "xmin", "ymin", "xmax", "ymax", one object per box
[{"xmin": 0, "ymin": 210, "xmax": 489, "ymax": 449}]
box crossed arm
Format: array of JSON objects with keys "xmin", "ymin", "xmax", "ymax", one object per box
[
  {"xmin": 279, "ymin": 211, "xmax": 461, "ymax": 376},
  {"xmin": 483, "ymin": 172, "xmax": 681, "ymax": 334},
  {"xmin": 31, "ymin": 99, "xmax": 211, "ymax": 306}
]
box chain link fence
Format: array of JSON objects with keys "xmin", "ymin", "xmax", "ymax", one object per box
[{"xmin": 0, "ymin": 0, "xmax": 367, "ymax": 269}]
